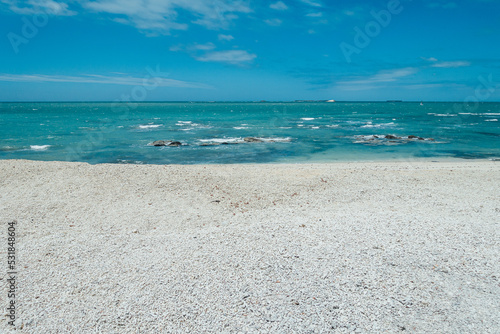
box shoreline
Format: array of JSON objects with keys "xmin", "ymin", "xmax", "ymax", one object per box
[
  {"xmin": 0, "ymin": 155, "xmax": 498, "ymax": 166},
  {"xmin": 1, "ymin": 159, "xmax": 499, "ymax": 332}
]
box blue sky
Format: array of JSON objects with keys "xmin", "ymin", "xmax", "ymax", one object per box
[{"xmin": 0, "ymin": 0, "xmax": 499, "ymax": 101}]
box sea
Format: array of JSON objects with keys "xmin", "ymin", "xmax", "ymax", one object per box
[{"xmin": 0, "ymin": 102, "xmax": 499, "ymax": 164}]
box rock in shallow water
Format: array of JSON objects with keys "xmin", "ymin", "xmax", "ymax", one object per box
[
  {"xmin": 244, "ymin": 137, "xmax": 264, "ymax": 143},
  {"xmin": 385, "ymin": 135, "xmax": 401, "ymax": 140},
  {"xmin": 354, "ymin": 134, "xmax": 436, "ymax": 146},
  {"xmin": 151, "ymin": 140, "xmax": 183, "ymax": 147},
  {"xmin": 152, "ymin": 140, "xmax": 168, "ymax": 146}
]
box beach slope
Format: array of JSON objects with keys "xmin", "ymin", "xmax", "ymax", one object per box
[{"xmin": 0, "ymin": 160, "xmax": 499, "ymax": 333}]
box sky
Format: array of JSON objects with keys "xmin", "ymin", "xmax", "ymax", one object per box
[{"xmin": 0, "ymin": 0, "xmax": 499, "ymax": 101}]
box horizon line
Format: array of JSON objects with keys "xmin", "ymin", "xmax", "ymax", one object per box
[{"xmin": 1, "ymin": 100, "xmax": 499, "ymax": 103}]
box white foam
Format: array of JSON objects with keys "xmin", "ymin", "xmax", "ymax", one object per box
[
  {"xmin": 30, "ymin": 145, "xmax": 51, "ymax": 151},
  {"xmin": 233, "ymin": 127, "xmax": 248, "ymax": 130},
  {"xmin": 326, "ymin": 125, "xmax": 339, "ymax": 128},
  {"xmin": 199, "ymin": 137, "xmax": 292, "ymax": 144},
  {"xmin": 138, "ymin": 124, "xmax": 162, "ymax": 129},
  {"xmin": 176, "ymin": 122, "xmax": 211, "ymax": 129},
  {"xmin": 311, "ymin": 126, "xmax": 320, "ymax": 129},
  {"xmin": 485, "ymin": 119, "xmax": 498, "ymax": 122},
  {"xmin": 459, "ymin": 113, "xmax": 500, "ymax": 116},
  {"xmin": 200, "ymin": 138, "xmax": 243, "ymax": 143},
  {"xmin": 257, "ymin": 137, "xmax": 292, "ymax": 142},
  {"xmin": 361, "ymin": 122, "xmax": 395, "ymax": 128},
  {"xmin": 301, "ymin": 118, "xmax": 315, "ymax": 121},
  {"xmin": 355, "ymin": 135, "xmax": 381, "ymax": 140},
  {"xmin": 434, "ymin": 114, "xmax": 458, "ymax": 117}
]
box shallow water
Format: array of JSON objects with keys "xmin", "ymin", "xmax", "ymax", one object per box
[{"xmin": 0, "ymin": 102, "xmax": 499, "ymax": 164}]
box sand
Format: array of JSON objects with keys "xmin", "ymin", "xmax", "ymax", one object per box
[{"xmin": 0, "ymin": 159, "xmax": 499, "ymax": 333}]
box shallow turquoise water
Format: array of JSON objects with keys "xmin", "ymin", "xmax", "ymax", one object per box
[{"xmin": 0, "ymin": 102, "xmax": 499, "ymax": 164}]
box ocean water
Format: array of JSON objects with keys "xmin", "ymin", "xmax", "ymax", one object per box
[{"xmin": 0, "ymin": 102, "xmax": 499, "ymax": 164}]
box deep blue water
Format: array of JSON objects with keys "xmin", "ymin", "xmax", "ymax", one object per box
[{"xmin": 0, "ymin": 102, "xmax": 499, "ymax": 164}]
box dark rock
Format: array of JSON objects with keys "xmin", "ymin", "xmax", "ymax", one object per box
[
  {"xmin": 151, "ymin": 140, "xmax": 183, "ymax": 147},
  {"xmin": 244, "ymin": 137, "xmax": 264, "ymax": 143},
  {"xmin": 200, "ymin": 142, "xmax": 238, "ymax": 146},
  {"xmin": 408, "ymin": 135, "xmax": 418, "ymax": 139},
  {"xmin": 385, "ymin": 135, "xmax": 400, "ymax": 140},
  {"xmin": 152, "ymin": 140, "xmax": 169, "ymax": 146}
]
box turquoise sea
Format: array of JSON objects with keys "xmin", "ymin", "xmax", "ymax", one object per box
[{"xmin": 0, "ymin": 102, "xmax": 499, "ymax": 164}]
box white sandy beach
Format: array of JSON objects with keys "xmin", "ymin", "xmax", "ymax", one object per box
[{"xmin": 0, "ymin": 159, "xmax": 499, "ymax": 333}]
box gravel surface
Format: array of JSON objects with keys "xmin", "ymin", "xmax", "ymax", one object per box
[{"xmin": 0, "ymin": 159, "xmax": 499, "ymax": 333}]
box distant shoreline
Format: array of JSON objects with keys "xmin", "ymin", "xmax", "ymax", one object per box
[{"xmin": 2, "ymin": 101, "xmax": 500, "ymax": 104}]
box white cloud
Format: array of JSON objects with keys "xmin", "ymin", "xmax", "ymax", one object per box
[
  {"xmin": 431, "ymin": 61, "xmax": 471, "ymax": 68},
  {"xmin": 421, "ymin": 57, "xmax": 438, "ymax": 62},
  {"xmin": 298, "ymin": 0, "xmax": 323, "ymax": 8},
  {"xmin": 218, "ymin": 34, "xmax": 234, "ymax": 41},
  {"xmin": 306, "ymin": 12, "xmax": 322, "ymax": 17},
  {"xmin": 169, "ymin": 45, "xmax": 183, "ymax": 52},
  {"xmin": 191, "ymin": 43, "xmax": 216, "ymax": 51},
  {"xmin": 1, "ymin": 0, "xmax": 76, "ymax": 15},
  {"xmin": 170, "ymin": 42, "xmax": 216, "ymax": 53},
  {"xmin": 81, "ymin": 0, "xmax": 251, "ymax": 34},
  {"xmin": 264, "ymin": 18, "xmax": 282, "ymax": 26},
  {"xmin": 339, "ymin": 68, "xmax": 418, "ymax": 86},
  {"xmin": 269, "ymin": 1, "xmax": 288, "ymax": 10},
  {"xmin": 195, "ymin": 50, "xmax": 256, "ymax": 64},
  {"xmin": 0, "ymin": 73, "xmax": 209, "ymax": 88}
]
